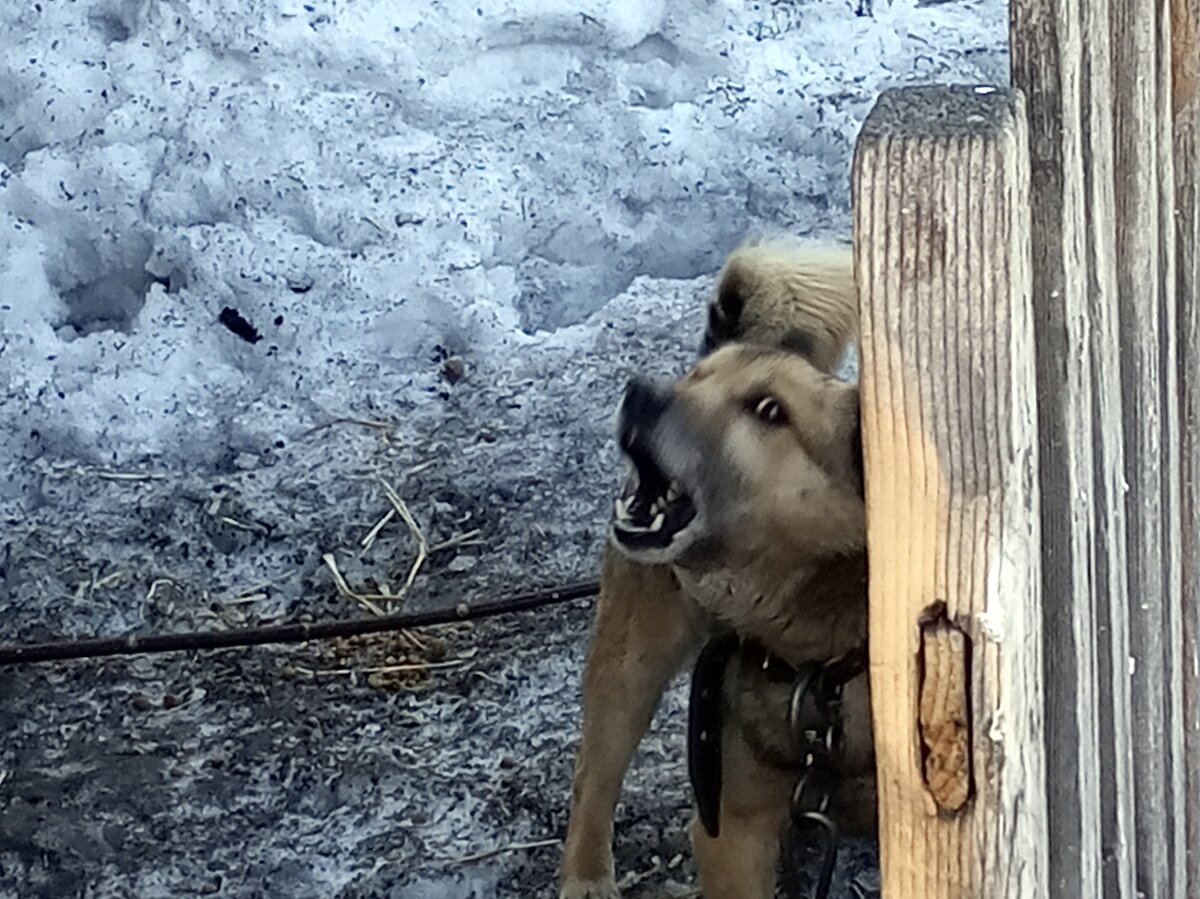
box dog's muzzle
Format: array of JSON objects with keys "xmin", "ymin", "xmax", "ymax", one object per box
[
  {"xmin": 618, "ymin": 378, "xmax": 671, "ymax": 453},
  {"xmin": 611, "ymin": 379, "xmax": 699, "ymax": 552}
]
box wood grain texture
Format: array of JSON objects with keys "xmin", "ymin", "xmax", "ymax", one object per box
[
  {"xmin": 853, "ymin": 85, "xmax": 1046, "ymax": 899},
  {"xmin": 1173, "ymin": 0, "xmax": 1200, "ymax": 893},
  {"xmin": 1111, "ymin": 0, "xmax": 1188, "ymax": 895},
  {"xmin": 1010, "ymin": 2, "xmax": 1137, "ymax": 894},
  {"xmin": 1012, "ymin": 1, "xmax": 1193, "ymax": 895}
]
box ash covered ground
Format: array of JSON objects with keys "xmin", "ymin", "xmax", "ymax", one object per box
[{"xmin": 0, "ymin": 1, "xmax": 1006, "ymax": 896}]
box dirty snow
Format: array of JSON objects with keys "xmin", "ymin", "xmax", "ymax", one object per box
[{"xmin": 0, "ymin": 0, "xmax": 1007, "ymax": 896}]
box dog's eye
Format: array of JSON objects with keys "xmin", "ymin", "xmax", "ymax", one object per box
[{"xmin": 750, "ymin": 396, "xmax": 787, "ymax": 426}]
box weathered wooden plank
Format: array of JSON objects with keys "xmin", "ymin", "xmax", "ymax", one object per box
[
  {"xmin": 853, "ymin": 85, "xmax": 1046, "ymax": 899},
  {"xmin": 1172, "ymin": 0, "xmax": 1200, "ymax": 892},
  {"xmin": 1009, "ymin": 2, "xmax": 1136, "ymax": 895},
  {"xmin": 1110, "ymin": 0, "xmax": 1188, "ymax": 894},
  {"xmin": 1013, "ymin": 0, "xmax": 1194, "ymax": 895}
]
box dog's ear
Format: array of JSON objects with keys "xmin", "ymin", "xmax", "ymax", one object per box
[
  {"xmin": 714, "ymin": 272, "xmax": 746, "ymax": 328},
  {"xmin": 703, "ymin": 285, "xmax": 824, "ymax": 367},
  {"xmin": 700, "ymin": 270, "xmax": 747, "ymax": 356}
]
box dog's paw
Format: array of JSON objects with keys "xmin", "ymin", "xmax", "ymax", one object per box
[{"xmin": 558, "ymin": 877, "xmax": 621, "ymax": 899}]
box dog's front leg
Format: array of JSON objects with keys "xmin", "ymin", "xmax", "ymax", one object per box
[
  {"xmin": 559, "ymin": 545, "xmax": 702, "ymax": 899},
  {"xmin": 690, "ymin": 720, "xmax": 793, "ymax": 899}
]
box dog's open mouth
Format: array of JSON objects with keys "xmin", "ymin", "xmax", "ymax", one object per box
[{"xmin": 611, "ymin": 442, "xmax": 698, "ymax": 550}]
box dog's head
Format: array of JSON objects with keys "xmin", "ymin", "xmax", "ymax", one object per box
[{"xmin": 610, "ymin": 343, "xmax": 864, "ymax": 570}]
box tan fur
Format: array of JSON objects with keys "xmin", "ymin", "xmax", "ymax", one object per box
[
  {"xmin": 709, "ymin": 237, "xmax": 858, "ymax": 373},
  {"xmin": 559, "ymin": 551, "xmax": 704, "ymax": 895},
  {"xmin": 560, "ymin": 242, "xmax": 868, "ymax": 899}
]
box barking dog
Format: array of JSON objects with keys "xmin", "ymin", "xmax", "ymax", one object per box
[{"xmin": 559, "ymin": 239, "xmax": 872, "ymax": 899}]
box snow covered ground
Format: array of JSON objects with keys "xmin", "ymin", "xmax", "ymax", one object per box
[{"xmin": 0, "ymin": 1, "xmax": 1007, "ymax": 896}]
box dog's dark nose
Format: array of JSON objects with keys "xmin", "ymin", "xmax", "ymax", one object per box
[{"xmin": 620, "ymin": 378, "xmax": 671, "ymax": 432}]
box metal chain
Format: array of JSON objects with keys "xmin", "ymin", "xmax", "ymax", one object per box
[
  {"xmin": 686, "ymin": 639, "xmax": 867, "ymax": 899},
  {"xmin": 784, "ymin": 657, "xmax": 856, "ymax": 899}
]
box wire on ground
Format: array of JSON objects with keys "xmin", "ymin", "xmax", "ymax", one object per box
[{"xmin": 0, "ymin": 581, "xmax": 600, "ymax": 667}]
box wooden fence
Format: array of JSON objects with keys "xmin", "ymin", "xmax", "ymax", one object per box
[{"xmin": 853, "ymin": 1, "xmax": 1199, "ymax": 896}]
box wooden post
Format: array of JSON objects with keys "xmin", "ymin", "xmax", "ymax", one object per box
[
  {"xmin": 1008, "ymin": 3, "xmax": 1135, "ymax": 893},
  {"xmin": 1011, "ymin": 0, "xmax": 1193, "ymax": 895},
  {"xmin": 1172, "ymin": 0, "xmax": 1200, "ymax": 892},
  {"xmin": 1111, "ymin": 0, "xmax": 1187, "ymax": 894},
  {"xmin": 853, "ymin": 85, "xmax": 1047, "ymax": 898}
]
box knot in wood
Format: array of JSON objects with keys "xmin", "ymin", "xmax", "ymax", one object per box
[{"xmin": 918, "ymin": 603, "xmax": 972, "ymax": 813}]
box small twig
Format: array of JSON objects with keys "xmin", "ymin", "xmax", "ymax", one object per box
[
  {"xmin": 217, "ymin": 516, "xmax": 269, "ymax": 534},
  {"xmin": 145, "ymin": 579, "xmax": 178, "ymax": 604},
  {"xmin": 376, "ymin": 478, "xmax": 428, "ymax": 598},
  {"xmin": 398, "ymin": 629, "xmax": 428, "ymax": 652},
  {"xmin": 376, "ymin": 582, "xmax": 401, "ymax": 617},
  {"xmin": 93, "ymin": 570, "xmax": 123, "ymax": 590},
  {"xmin": 322, "ymin": 554, "xmax": 387, "ymax": 618},
  {"xmin": 302, "ymin": 417, "xmax": 395, "ymax": 438},
  {"xmin": 401, "ymin": 460, "xmax": 437, "ymax": 479},
  {"xmin": 214, "ymin": 572, "xmax": 295, "ymax": 608},
  {"xmin": 360, "ymin": 509, "xmax": 396, "ymax": 551},
  {"xmin": 288, "ymin": 659, "xmax": 465, "ymax": 678},
  {"xmin": 428, "ymin": 529, "xmax": 484, "ymax": 553},
  {"xmin": 441, "ymin": 837, "xmax": 561, "ymax": 867},
  {"xmin": 76, "ymin": 569, "xmax": 124, "ymax": 605},
  {"xmin": 225, "ymin": 593, "xmax": 268, "ymax": 605},
  {"xmin": 82, "ymin": 468, "xmax": 167, "ymax": 482}
]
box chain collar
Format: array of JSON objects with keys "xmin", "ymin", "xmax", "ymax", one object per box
[{"xmin": 686, "ymin": 635, "xmax": 868, "ymax": 899}]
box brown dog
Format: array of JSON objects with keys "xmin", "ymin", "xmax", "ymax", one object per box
[{"xmin": 559, "ymin": 240, "xmax": 873, "ymax": 899}]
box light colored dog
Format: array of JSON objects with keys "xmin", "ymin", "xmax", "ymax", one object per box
[{"xmin": 559, "ymin": 240, "xmax": 874, "ymax": 899}]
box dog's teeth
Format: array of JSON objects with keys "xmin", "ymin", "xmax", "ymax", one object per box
[
  {"xmin": 649, "ymin": 513, "xmax": 665, "ymax": 532},
  {"xmin": 651, "ymin": 498, "xmax": 664, "ymax": 515},
  {"xmin": 614, "ymin": 499, "xmax": 625, "ymax": 519},
  {"xmin": 667, "ymin": 482, "xmax": 681, "ymax": 501}
]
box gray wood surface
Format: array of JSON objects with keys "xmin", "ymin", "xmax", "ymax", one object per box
[
  {"xmin": 853, "ymin": 85, "xmax": 1046, "ymax": 899},
  {"xmin": 1010, "ymin": 3, "xmax": 1134, "ymax": 894},
  {"xmin": 1011, "ymin": 0, "xmax": 1194, "ymax": 896},
  {"xmin": 1171, "ymin": 0, "xmax": 1200, "ymax": 893},
  {"xmin": 1112, "ymin": 1, "xmax": 1188, "ymax": 895}
]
